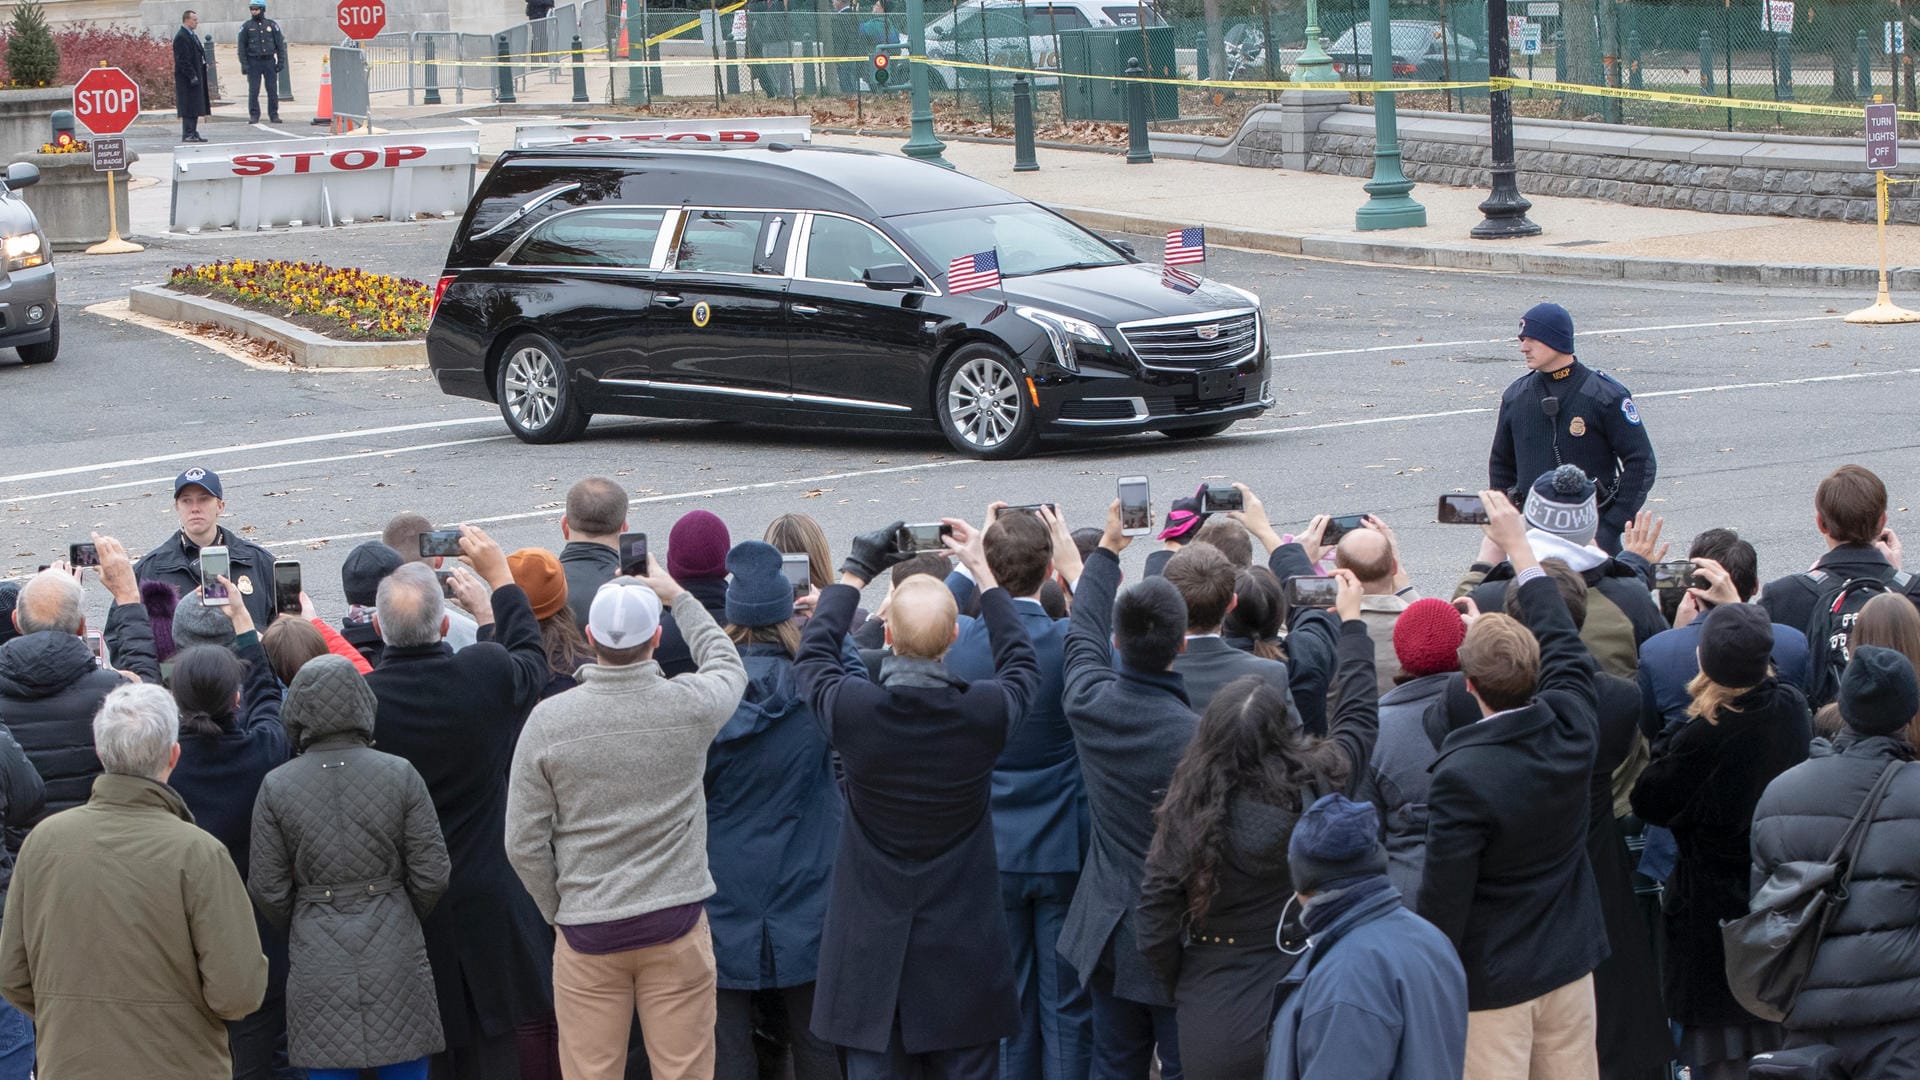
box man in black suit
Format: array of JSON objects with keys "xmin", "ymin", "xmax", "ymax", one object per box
[
  {"xmin": 795, "ymin": 515, "xmax": 1039, "ymax": 1079},
  {"xmin": 172, "ymin": 10, "xmax": 209, "ymax": 143},
  {"xmin": 1057, "ymin": 500, "xmax": 1194, "ymax": 1079},
  {"xmin": 1161, "ymin": 540, "xmax": 1291, "ymax": 715},
  {"xmin": 1417, "ymin": 491, "xmax": 1609, "ymax": 1080}
]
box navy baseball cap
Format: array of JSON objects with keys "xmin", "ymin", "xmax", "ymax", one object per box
[{"xmin": 173, "ymin": 466, "xmax": 223, "ymax": 500}]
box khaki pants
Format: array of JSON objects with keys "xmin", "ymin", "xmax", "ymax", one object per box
[
  {"xmin": 1464, "ymin": 973, "xmax": 1599, "ymax": 1080},
  {"xmin": 553, "ymin": 913, "xmax": 718, "ymax": 1080}
]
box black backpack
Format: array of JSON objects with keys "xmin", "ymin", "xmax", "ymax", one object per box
[{"xmin": 1801, "ymin": 569, "xmax": 1920, "ymax": 708}]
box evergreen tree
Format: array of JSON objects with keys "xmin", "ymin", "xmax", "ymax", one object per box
[{"xmin": 6, "ymin": 0, "xmax": 59, "ymax": 89}]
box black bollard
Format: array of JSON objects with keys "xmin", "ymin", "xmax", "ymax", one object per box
[
  {"xmin": 423, "ymin": 36, "xmax": 442, "ymax": 105},
  {"xmin": 1628, "ymin": 29, "xmax": 1642, "ymax": 90},
  {"xmin": 1777, "ymin": 32, "xmax": 1794, "ymax": 101},
  {"xmin": 204, "ymin": 33, "xmax": 220, "ymax": 102},
  {"xmin": 571, "ymin": 34, "xmax": 589, "ymax": 101},
  {"xmin": 1124, "ymin": 57, "xmax": 1152, "ymax": 164},
  {"xmin": 1859, "ymin": 30, "xmax": 1873, "ymax": 99},
  {"xmin": 1698, "ymin": 29, "xmax": 1713, "ymax": 93},
  {"xmin": 1012, "ymin": 73, "xmax": 1038, "ymax": 171},
  {"xmin": 497, "ymin": 34, "xmax": 517, "ymax": 103}
]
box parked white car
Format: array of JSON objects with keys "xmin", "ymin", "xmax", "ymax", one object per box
[{"xmin": 924, "ymin": 0, "xmax": 1167, "ymax": 89}]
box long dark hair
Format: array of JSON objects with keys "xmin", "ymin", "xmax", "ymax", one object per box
[
  {"xmin": 171, "ymin": 645, "xmax": 246, "ymax": 736},
  {"xmin": 1148, "ymin": 676, "xmax": 1350, "ymax": 923},
  {"xmin": 1224, "ymin": 567, "xmax": 1287, "ymax": 662},
  {"xmin": 540, "ymin": 606, "xmax": 592, "ymax": 679}
]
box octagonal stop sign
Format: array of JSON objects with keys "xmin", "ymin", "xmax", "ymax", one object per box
[
  {"xmin": 337, "ymin": 0, "xmax": 386, "ymax": 40},
  {"xmin": 72, "ymin": 67, "xmax": 140, "ymax": 137}
]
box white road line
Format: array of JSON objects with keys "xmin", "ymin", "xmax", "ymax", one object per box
[
  {"xmin": 2, "ymin": 436, "xmax": 514, "ymax": 505},
  {"xmin": 1636, "ymin": 367, "xmax": 1920, "ymax": 399},
  {"xmin": 0, "ymin": 416, "xmax": 502, "ymax": 486},
  {"xmin": 1271, "ymin": 315, "xmax": 1844, "ymax": 361}
]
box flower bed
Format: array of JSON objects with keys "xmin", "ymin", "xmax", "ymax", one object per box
[{"xmin": 166, "ymin": 260, "xmax": 430, "ymax": 341}]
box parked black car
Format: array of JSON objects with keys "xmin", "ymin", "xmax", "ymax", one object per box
[{"xmin": 425, "ymin": 143, "xmax": 1271, "ymax": 458}]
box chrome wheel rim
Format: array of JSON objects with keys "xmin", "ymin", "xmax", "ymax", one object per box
[
  {"xmin": 503, "ymin": 346, "xmax": 560, "ymax": 431},
  {"xmin": 946, "ymin": 356, "xmax": 1022, "ymax": 449}
]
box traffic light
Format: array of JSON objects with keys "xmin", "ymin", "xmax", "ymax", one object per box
[
  {"xmin": 49, "ymin": 109, "xmax": 76, "ymax": 150},
  {"xmin": 870, "ymin": 50, "xmax": 892, "ymax": 86}
]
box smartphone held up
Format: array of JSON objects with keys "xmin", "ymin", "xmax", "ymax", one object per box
[
  {"xmin": 1119, "ymin": 476, "xmax": 1152, "ymax": 536},
  {"xmin": 199, "ymin": 546, "xmax": 231, "ymax": 606},
  {"xmin": 1435, "ymin": 494, "xmax": 1490, "ymax": 526}
]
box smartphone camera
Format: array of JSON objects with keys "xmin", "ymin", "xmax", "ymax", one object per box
[
  {"xmin": 896, "ymin": 522, "xmax": 953, "ymax": 554},
  {"xmin": 434, "ymin": 569, "xmax": 456, "ymax": 600},
  {"xmin": 1435, "ymin": 494, "xmax": 1489, "ymax": 526},
  {"xmin": 618, "ymin": 532, "xmax": 648, "ymax": 577},
  {"xmin": 1119, "ymin": 476, "xmax": 1152, "ymax": 537},
  {"xmin": 1651, "ymin": 560, "xmax": 1701, "ymax": 591},
  {"xmin": 273, "ymin": 558, "xmax": 302, "ymax": 617},
  {"xmin": 85, "ymin": 630, "xmax": 103, "ymax": 667},
  {"xmin": 780, "ymin": 553, "xmax": 812, "ymax": 598},
  {"xmin": 1200, "ymin": 485, "xmax": 1244, "ymax": 514},
  {"xmin": 200, "ymin": 546, "xmax": 231, "ymax": 606},
  {"xmin": 1320, "ymin": 515, "xmax": 1367, "ymax": 545},
  {"xmin": 1283, "ymin": 575, "xmax": 1340, "ymax": 609},
  {"xmin": 418, "ymin": 529, "xmax": 464, "ymax": 559},
  {"xmin": 1002, "ymin": 503, "xmax": 1058, "ymax": 517},
  {"xmin": 68, "ymin": 542, "xmax": 99, "ymax": 568}
]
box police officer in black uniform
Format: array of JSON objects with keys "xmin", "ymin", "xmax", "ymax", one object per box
[
  {"xmin": 238, "ymin": 0, "xmax": 285, "ymax": 124},
  {"xmin": 1489, "ymin": 302, "xmax": 1656, "ymax": 554},
  {"xmin": 136, "ymin": 467, "xmax": 280, "ymax": 629}
]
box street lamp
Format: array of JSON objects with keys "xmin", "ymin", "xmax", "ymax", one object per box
[
  {"xmin": 901, "ymin": 0, "xmax": 952, "ymax": 169},
  {"xmin": 1354, "ymin": 5, "xmax": 1425, "ymax": 229},
  {"xmin": 1472, "ymin": 0, "xmax": 1541, "ymax": 238},
  {"xmin": 1292, "ymin": 0, "xmax": 1337, "ymax": 83}
]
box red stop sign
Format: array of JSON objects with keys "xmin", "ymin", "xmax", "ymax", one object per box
[
  {"xmin": 72, "ymin": 66, "xmax": 140, "ymax": 137},
  {"xmin": 337, "ymin": 0, "xmax": 386, "ymax": 39}
]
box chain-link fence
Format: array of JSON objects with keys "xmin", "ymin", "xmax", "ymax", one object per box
[{"xmin": 417, "ymin": 0, "xmax": 1920, "ymax": 138}]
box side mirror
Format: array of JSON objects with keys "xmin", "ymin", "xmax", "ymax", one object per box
[
  {"xmin": 1108, "ymin": 238, "xmax": 1136, "ymax": 257},
  {"xmin": 861, "ymin": 263, "xmax": 920, "ymax": 290},
  {"xmin": 3, "ymin": 163, "xmax": 40, "ymax": 191}
]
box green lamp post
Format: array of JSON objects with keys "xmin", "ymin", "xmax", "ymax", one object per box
[
  {"xmin": 1353, "ymin": 1, "xmax": 1425, "ymax": 230},
  {"xmin": 1291, "ymin": 0, "xmax": 1338, "ymax": 83},
  {"xmin": 901, "ymin": 0, "xmax": 952, "ymax": 169}
]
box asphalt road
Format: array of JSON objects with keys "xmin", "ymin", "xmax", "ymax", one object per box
[{"xmin": 6, "ymin": 218, "xmax": 1916, "ymax": 624}]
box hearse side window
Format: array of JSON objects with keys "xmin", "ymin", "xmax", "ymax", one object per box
[
  {"xmin": 804, "ymin": 216, "xmax": 909, "ymax": 284},
  {"xmin": 673, "ymin": 210, "xmax": 785, "ymax": 276},
  {"xmin": 510, "ymin": 208, "xmax": 667, "ymax": 268}
]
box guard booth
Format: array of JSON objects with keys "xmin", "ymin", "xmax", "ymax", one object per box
[{"xmin": 1060, "ymin": 25, "xmax": 1177, "ymax": 122}]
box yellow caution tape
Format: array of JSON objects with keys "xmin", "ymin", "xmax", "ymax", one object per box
[
  {"xmin": 1494, "ymin": 76, "xmax": 1920, "ymax": 122},
  {"xmin": 640, "ymin": 0, "xmax": 746, "ymax": 50}
]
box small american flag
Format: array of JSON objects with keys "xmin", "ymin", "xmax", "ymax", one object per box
[
  {"xmin": 947, "ymin": 248, "xmax": 1001, "ymax": 294},
  {"xmin": 1160, "ymin": 264, "xmax": 1200, "ymax": 294},
  {"xmin": 1164, "ymin": 226, "xmax": 1207, "ymax": 266}
]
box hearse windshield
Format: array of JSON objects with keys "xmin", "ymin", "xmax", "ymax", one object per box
[{"xmin": 888, "ymin": 202, "xmax": 1128, "ymax": 280}]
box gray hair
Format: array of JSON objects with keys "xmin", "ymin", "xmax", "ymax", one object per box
[
  {"xmin": 17, "ymin": 570, "xmax": 83, "ymax": 635},
  {"xmin": 93, "ymin": 684, "xmax": 180, "ymax": 780},
  {"xmin": 376, "ymin": 563, "xmax": 445, "ymax": 648}
]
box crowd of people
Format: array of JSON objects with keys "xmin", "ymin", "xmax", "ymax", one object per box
[{"xmin": 0, "ymin": 420, "xmax": 1917, "ymax": 1078}]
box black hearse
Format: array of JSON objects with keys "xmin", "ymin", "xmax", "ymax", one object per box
[{"xmin": 425, "ymin": 143, "xmax": 1271, "ymax": 458}]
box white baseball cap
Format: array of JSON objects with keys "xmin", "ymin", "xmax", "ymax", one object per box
[{"xmin": 588, "ymin": 579, "xmax": 662, "ymax": 649}]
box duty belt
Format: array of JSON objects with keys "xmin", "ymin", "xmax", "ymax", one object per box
[{"xmin": 297, "ymin": 877, "xmax": 405, "ymax": 904}]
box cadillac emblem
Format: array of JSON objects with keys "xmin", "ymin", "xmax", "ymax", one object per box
[{"xmin": 1196, "ymin": 324, "xmax": 1222, "ymax": 341}]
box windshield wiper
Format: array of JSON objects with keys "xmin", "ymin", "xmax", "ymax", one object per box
[{"xmin": 1008, "ymin": 261, "xmax": 1120, "ymax": 278}]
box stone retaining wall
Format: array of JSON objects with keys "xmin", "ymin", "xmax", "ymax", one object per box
[{"xmin": 1155, "ymin": 96, "xmax": 1920, "ymax": 224}]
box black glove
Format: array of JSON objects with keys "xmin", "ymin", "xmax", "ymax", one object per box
[{"xmin": 840, "ymin": 520, "xmax": 908, "ymax": 584}]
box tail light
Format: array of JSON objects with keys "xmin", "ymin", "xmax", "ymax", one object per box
[
  {"xmin": 1392, "ymin": 62, "xmax": 1416, "ymax": 75},
  {"xmin": 429, "ymin": 274, "xmax": 454, "ymax": 321}
]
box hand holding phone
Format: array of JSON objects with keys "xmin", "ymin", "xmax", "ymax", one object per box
[
  {"xmin": 1118, "ymin": 476, "xmax": 1152, "ymax": 536},
  {"xmin": 68, "ymin": 542, "xmax": 99, "ymax": 569},
  {"xmin": 1282, "ymin": 575, "xmax": 1339, "ymax": 610},
  {"xmin": 1436, "ymin": 494, "xmax": 1489, "ymax": 526},
  {"xmin": 199, "ymin": 546, "xmax": 231, "ymax": 605},
  {"xmin": 435, "ymin": 568, "xmax": 457, "ymax": 599},
  {"xmin": 618, "ymin": 532, "xmax": 649, "ymax": 577},
  {"xmin": 419, "ymin": 529, "xmax": 465, "ymax": 559},
  {"xmin": 1200, "ymin": 485, "xmax": 1244, "ymax": 514},
  {"xmin": 895, "ymin": 522, "xmax": 954, "ymax": 555},
  {"xmin": 274, "ymin": 558, "xmax": 303, "ymax": 616},
  {"xmin": 1319, "ymin": 514, "xmax": 1368, "ymax": 545}
]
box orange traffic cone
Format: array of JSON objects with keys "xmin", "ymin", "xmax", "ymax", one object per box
[{"xmin": 313, "ymin": 55, "xmax": 336, "ymax": 129}]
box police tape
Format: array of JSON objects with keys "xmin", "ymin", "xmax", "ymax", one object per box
[{"xmin": 1492, "ymin": 76, "xmax": 1920, "ymax": 123}]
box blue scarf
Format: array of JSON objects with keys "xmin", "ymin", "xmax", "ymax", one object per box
[{"xmin": 1300, "ymin": 874, "xmax": 1394, "ymax": 937}]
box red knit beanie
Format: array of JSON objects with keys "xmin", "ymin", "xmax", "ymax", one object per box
[
  {"xmin": 1394, "ymin": 598, "xmax": 1466, "ymax": 678},
  {"xmin": 668, "ymin": 510, "xmax": 732, "ymax": 581}
]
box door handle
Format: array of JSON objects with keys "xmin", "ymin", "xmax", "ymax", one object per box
[
  {"xmin": 654, "ymin": 294, "xmax": 683, "ymax": 307},
  {"xmin": 791, "ymin": 304, "xmax": 821, "ymax": 316}
]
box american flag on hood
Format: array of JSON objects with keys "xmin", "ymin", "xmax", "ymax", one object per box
[
  {"xmin": 1164, "ymin": 226, "xmax": 1207, "ymax": 266},
  {"xmin": 947, "ymin": 249, "xmax": 1001, "ymax": 294}
]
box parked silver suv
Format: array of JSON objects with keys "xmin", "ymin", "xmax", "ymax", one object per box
[{"xmin": 0, "ymin": 162, "xmax": 56, "ymax": 365}]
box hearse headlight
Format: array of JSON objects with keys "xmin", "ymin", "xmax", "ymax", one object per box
[{"xmin": 1015, "ymin": 306, "xmax": 1109, "ymax": 373}]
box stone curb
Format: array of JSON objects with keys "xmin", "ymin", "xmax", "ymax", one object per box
[
  {"xmin": 126, "ymin": 285, "xmax": 426, "ymax": 369},
  {"xmin": 1052, "ymin": 203, "xmax": 1920, "ymax": 291}
]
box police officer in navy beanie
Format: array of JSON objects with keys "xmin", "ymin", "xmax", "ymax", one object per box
[{"xmin": 1489, "ymin": 302, "xmax": 1656, "ymax": 555}]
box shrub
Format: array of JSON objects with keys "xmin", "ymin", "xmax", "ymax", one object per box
[
  {"xmin": 0, "ymin": 23, "xmax": 175, "ymax": 109},
  {"xmin": 5, "ymin": 0, "xmax": 58, "ymax": 88}
]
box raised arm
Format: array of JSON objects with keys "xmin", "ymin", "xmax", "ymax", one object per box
[
  {"xmin": 461, "ymin": 526, "xmax": 548, "ymax": 713},
  {"xmin": 1324, "ymin": 570, "xmax": 1381, "ymax": 790}
]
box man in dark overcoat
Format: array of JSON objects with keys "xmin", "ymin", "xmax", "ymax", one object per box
[
  {"xmin": 795, "ymin": 516, "xmax": 1039, "ymax": 1079},
  {"xmin": 173, "ymin": 10, "xmax": 210, "ymax": 143},
  {"xmin": 363, "ymin": 526, "xmax": 556, "ymax": 1079}
]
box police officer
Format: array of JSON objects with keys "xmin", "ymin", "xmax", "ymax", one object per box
[
  {"xmin": 1489, "ymin": 302, "xmax": 1656, "ymax": 554},
  {"xmin": 136, "ymin": 467, "xmax": 279, "ymax": 629},
  {"xmin": 237, "ymin": 0, "xmax": 285, "ymax": 125}
]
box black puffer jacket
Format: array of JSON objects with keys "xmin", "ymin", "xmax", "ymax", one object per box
[
  {"xmin": 249, "ymin": 655, "xmax": 450, "ymax": 1070},
  {"xmin": 0, "ymin": 603, "xmax": 159, "ymax": 840},
  {"xmin": 1751, "ymin": 733, "xmax": 1920, "ymax": 1033}
]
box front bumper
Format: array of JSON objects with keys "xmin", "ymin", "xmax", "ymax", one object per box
[
  {"xmin": 1031, "ymin": 352, "xmax": 1273, "ymax": 436},
  {"xmin": 0, "ymin": 264, "xmax": 56, "ymax": 347}
]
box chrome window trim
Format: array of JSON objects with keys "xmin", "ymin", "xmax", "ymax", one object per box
[
  {"xmin": 493, "ymin": 203, "xmax": 675, "ymax": 268},
  {"xmin": 471, "ymin": 182, "xmax": 582, "ymax": 241},
  {"xmin": 791, "ymin": 210, "xmax": 942, "ymax": 296},
  {"xmin": 598, "ymin": 377, "xmax": 913, "ymax": 413}
]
